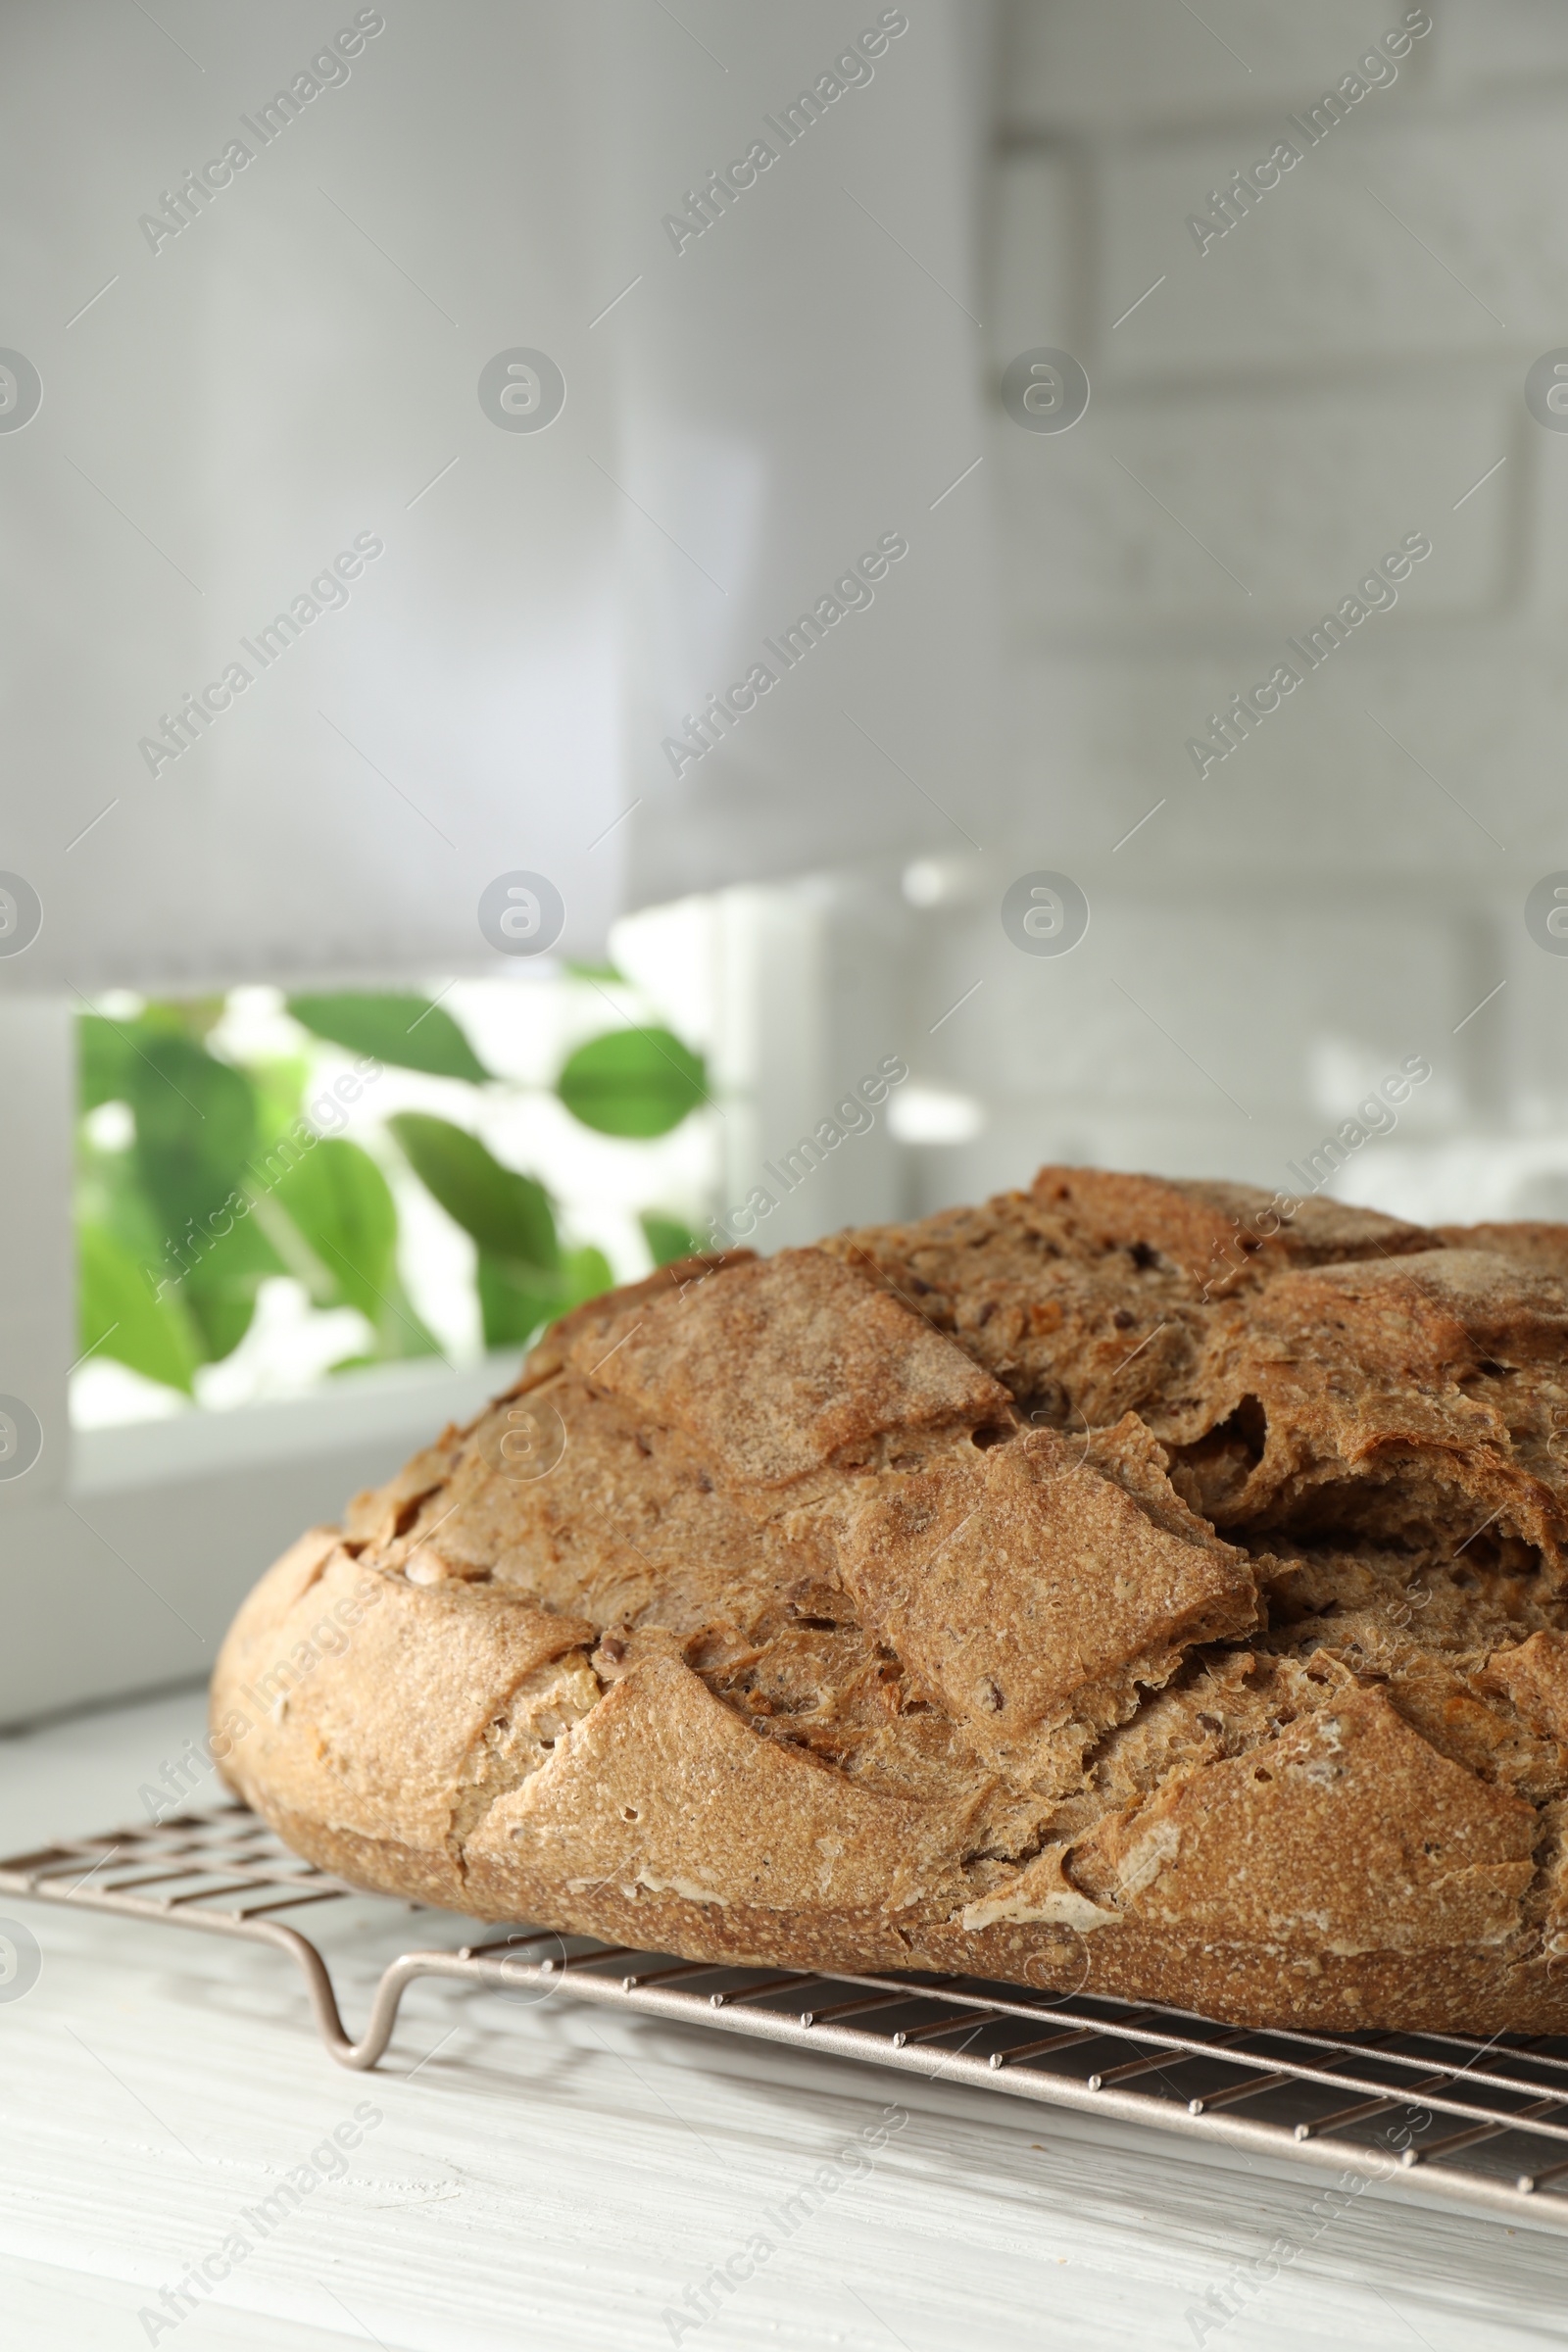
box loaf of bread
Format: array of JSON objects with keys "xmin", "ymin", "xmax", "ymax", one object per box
[{"xmin": 212, "ymin": 1167, "xmax": 1568, "ymax": 2032}]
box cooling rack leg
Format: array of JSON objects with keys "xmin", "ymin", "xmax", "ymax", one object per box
[{"xmin": 256, "ymin": 1926, "xmax": 434, "ymax": 2070}]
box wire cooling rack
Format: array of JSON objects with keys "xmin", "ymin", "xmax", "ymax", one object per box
[{"xmin": 6, "ymin": 1801, "xmax": 1568, "ymax": 2234}]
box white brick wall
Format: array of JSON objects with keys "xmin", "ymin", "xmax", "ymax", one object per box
[
  {"xmin": 1432, "ymin": 3, "xmax": 1568, "ymax": 97},
  {"xmin": 996, "ymin": 376, "xmax": 1508, "ymax": 631},
  {"xmin": 1101, "ymin": 116, "xmax": 1568, "ymax": 369},
  {"xmin": 998, "ymin": 2, "xmax": 1425, "ymax": 133},
  {"xmin": 882, "ymin": 0, "xmax": 1568, "ymax": 1230}
]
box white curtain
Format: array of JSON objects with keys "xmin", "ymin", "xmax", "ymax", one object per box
[{"xmin": 0, "ymin": 0, "xmax": 996, "ymax": 992}]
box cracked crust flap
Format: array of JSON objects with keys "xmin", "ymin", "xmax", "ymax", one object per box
[
  {"xmin": 1020, "ymin": 1167, "xmax": 1435, "ymax": 1289},
  {"xmin": 566, "ymin": 1247, "xmax": 1013, "ymax": 1489},
  {"xmin": 1073, "ymin": 1688, "xmax": 1539, "ymax": 1954},
  {"xmin": 1479, "ymin": 1632, "xmax": 1568, "ymax": 1746},
  {"xmin": 1162, "ymin": 1252, "xmax": 1568, "ymax": 1568},
  {"xmin": 836, "ymin": 1416, "xmax": 1258, "ymax": 1748},
  {"xmin": 215, "ymin": 1541, "xmax": 594, "ymax": 1905},
  {"xmin": 462, "ymin": 1651, "xmax": 983, "ymax": 1920}
]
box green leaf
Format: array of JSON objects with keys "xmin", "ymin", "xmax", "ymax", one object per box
[
  {"xmin": 82, "ymin": 1041, "xmax": 280, "ymax": 1368},
  {"xmin": 270, "ymin": 1139, "xmax": 397, "ymax": 1323},
  {"xmin": 389, "ymin": 1114, "xmax": 560, "ymax": 1272},
  {"xmin": 180, "ymin": 1274, "xmax": 257, "ymax": 1363},
  {"xmin": 78, "ymin": 1001, "xmax": 224, "ymax": 1121},
  {"xmin": 475, "ymin": 1254, "xmax": 559, "ymax": 1350},
  {"xmin": 77, "ymin": 1223, "xmax": 200, "ymax": 1396},
  {"xmin": 640, "ymin": 1211, "xmax": 703, "ymax": 1267},
  {"xmin": 144, "ymin": 996, "xmax": 225, "ymax": 1042},
  {"xmin": 287, "ymin": 992, "xmax": 492, "ymax": 1084},
  {"xmin": 476, "ymin": 1242, "xmax": 613, "ymax": 1352},
  {"xmin": 564, "ymin": 959, "xmax": 627, "ymax": 983},
  {"xmin": 77, "ymin": 1141, "xmax": 162, "ymax": 1265},
  {"xmin": 564, "ymin": 1244, "xmax": 614, "ymax": 1306},
  {"xmin": 127, "ymin": 1035, "xmax": 258, "ymax": 1245},
  {"xmin": 250, "ymin": 1054, "xmax": 309, "ymax": 1152},
  {"xmin": 268, "ymin": 1139, "xmax": 439, "ymax": 1363},
  {"xmin": 79, "ymin": 1015, "xmax": 137, "ymax": 1111},
  {"xmin": 369, "ymin": 1281, "xmax": 443, "ymax": 1360},
  {"xmin": 177, "ymin": 1209, "xmax": 286, "ymax": 1363},
  {"xmin": 556, "ymin": 1028, "xmax": 708, "ymax": 1138}
]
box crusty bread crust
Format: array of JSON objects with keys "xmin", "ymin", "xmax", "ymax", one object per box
[{"xmin": 213, "ymin": 1197, "xmax": 1568, "ymax": 2032}]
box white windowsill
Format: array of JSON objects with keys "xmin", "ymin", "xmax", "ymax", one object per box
[{"xmin": 72, "ymin": 1350, "xmax": 527, "ymax": 1498}]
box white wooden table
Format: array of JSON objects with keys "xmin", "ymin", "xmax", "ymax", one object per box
[{"xmin": 0, "ymin": 1689, "xmax": 1563, "ymax": 2352}]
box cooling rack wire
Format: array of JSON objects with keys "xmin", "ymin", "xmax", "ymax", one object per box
[{"xmin": 6, "ymin": 1802, "xmax": 1567, "ymax": 2231}]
